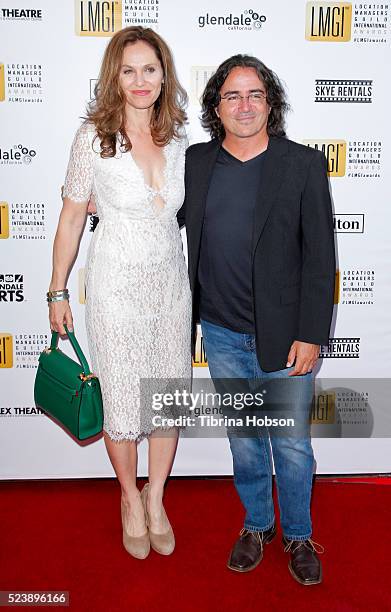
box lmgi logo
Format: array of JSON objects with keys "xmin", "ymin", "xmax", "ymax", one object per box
[
  {"xmin": 0, "ymin": 334, "xmax": 13, "ymax": 368},
  {"xmin": 192, "ymin": 325, "xmax": 208, "ymax": 367},
  {"xmin": 191, "ymin": 67, "xmax": 217, "ymax": 105},
  {"xmin": 334, "ymin": 270, "xmax": 340, "ymax": 304},
  {"xmin": 76, "ymin": 0, "xmax": 122, "ymax": 36},
  {"xmin": 311, "ymin": 392, "xmax": 336, "ymax": 424},
  {"xmin": 306, "ymin": 2, "xmax": 352, "ymax": 41},
  {"xmin": 0, "ymin": 202, "xmax": 9, "ymax": 238},
  {"xmin": 303, "ymin": 140, "xmax": 346, "ymax": 176},
  {"xmin": 0, "ymin": 63, "xmax": 5, "ymax": 101},
  {"xmin": 79, "ymin": 268, "xmax": 86, "ymax": 304}
]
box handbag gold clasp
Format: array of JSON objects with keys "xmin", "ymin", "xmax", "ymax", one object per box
[{"xmin": 79, "ymin": 372, "xmax": 96, "ymax": 382}]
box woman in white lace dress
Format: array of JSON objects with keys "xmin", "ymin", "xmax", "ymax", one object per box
[{"xmin": 48, "ymin": 27, "xmax": 191, "ymax": 559}]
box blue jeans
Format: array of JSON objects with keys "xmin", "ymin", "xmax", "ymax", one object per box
[{"xmin": 201, "ymin": 318, "xmax": 315, "ymax": 541}]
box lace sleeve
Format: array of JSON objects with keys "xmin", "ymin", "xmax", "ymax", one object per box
[
  {"xmin": 178, "ymin": 125, "xmax": 189, "ymax": 150},
  {"xmin": 62, "ymin": 124, "xmax": 93, "ymax": 202}
]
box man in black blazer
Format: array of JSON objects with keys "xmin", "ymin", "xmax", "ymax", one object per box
[{"xmin": 178, "ymin": 55, "xmax": 335, "ymax": 585}]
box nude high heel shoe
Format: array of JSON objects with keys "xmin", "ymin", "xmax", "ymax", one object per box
[
  {"xmin": 121, "ymin": 498, "xmax": 150, "ymax": 559},
  {"xmin": 141, "ymin": 483, "xmax": 175, "ymax": 556}
]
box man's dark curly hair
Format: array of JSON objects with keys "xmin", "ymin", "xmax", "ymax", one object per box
[{"xmin": 201, "ymin": 54, "xmax": 289, "ymax": 141}]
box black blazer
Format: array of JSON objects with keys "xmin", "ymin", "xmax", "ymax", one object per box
[{"xmin": 177, "ymin": 135, "xmax": 336, "ymax": 372}]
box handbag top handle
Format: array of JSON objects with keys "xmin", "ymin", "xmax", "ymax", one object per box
[{"xmin": 50, "ymin": 325, "xmax": 91, "ymax": 376}]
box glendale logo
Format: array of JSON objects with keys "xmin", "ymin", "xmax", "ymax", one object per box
[
  {"xmin": 198, "ymin": 9, "xmax": 266, "ymax": 30},
  {"xmin": 0, "ymin": 144, "xmax": 37, "ymax": 164}
]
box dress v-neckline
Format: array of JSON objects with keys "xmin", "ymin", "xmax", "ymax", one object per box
[{"xmin": 129, "ymin": 143, "xmax": 169, "ymax": 196}]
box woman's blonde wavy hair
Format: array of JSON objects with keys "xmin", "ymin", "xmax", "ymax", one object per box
[{"xmin": 86, "ymin": 26, "xmax": 187, "ymax": 158}]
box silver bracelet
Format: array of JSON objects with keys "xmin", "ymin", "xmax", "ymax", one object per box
[
  {"xmin": 47, "ymin": 295, "xmax": 69, "ymax": 303},
  {"xmin": 47, "ymin": 289, "xmax": 69, "ymax": 303},
  {"xmin": 47, "ymin": 289, "xmax": 69, "ymax": 297}
]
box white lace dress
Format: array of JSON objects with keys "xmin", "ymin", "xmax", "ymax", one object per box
[{"xmin": 62, "ymin": 122, "xmax": 192, "ymax": 441}]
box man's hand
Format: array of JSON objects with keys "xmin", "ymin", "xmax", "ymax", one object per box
[
  {"xmin": 87, "ymin": 195, "xmax": 97, "ymax": 215},
  {"xmin": 286, "ymin": 340, "xmax": 319, "ymax": 376}
]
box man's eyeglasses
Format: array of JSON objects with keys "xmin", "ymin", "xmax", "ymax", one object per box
[{"xmin": 220, "ymin": 92, "xmax": 267, "ymax": 106}]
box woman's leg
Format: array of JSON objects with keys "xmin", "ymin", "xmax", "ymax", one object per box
[
  {"xmin": 103, "ymin": 432, "xmax": 146, "ymax": 536},
  {"xmin": 147, "ymin": 429, "xmax": 178, "ymax": 533}
]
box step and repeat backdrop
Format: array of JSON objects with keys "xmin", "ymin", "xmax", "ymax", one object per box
[{"xmin": 1, "ymin": 0, "xmax": 390, "ymax": 478}]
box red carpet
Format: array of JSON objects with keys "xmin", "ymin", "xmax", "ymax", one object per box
[{"xmin": 1, "ymin": 478, "xmax": 390, "ymax": 611}]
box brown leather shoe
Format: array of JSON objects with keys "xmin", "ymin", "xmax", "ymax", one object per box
[
  {"xmin": 227, "ymin": 524, "xmax": 276, "ymax": 572},
  {"xmin": 283, "ymin": 537, "xmax": 324, "ymax": 585}
]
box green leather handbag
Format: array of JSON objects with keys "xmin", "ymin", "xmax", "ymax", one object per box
[{"xmin": 34, "ymin": 325, "xmax": 103, "ymax": 440}]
